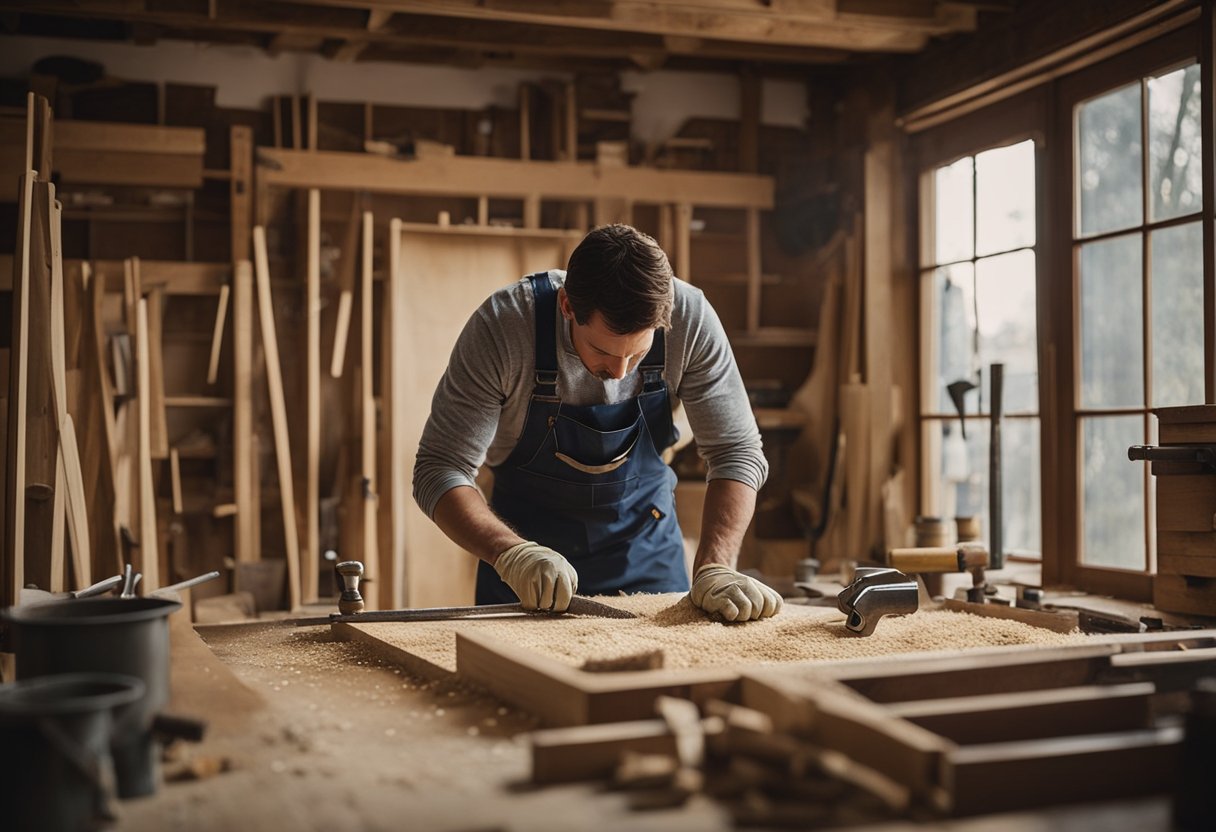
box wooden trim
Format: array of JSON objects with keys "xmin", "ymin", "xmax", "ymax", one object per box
[
  {"xmin": 253, "ymin": 227, "xmax": 303, "ymax": 611},
  {"xmin": 898, "ymin": 1, "xmax": 1199, "ymax": 132},
  {"xmin": 257, "ymin": 148, "xmax": 774, "ymax": 209},
  {"xmin": 305, "ymin": 189, "xmax": 321, "ymax": 604}
]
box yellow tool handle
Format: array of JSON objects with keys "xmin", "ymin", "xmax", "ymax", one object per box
[{"xmin": 889, "ymin": 545, "xmax": 990, "ymax": 573}]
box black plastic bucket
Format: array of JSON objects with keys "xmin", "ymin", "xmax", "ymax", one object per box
[
  {"xmin": 0, "ymin": 672, "xmax": 145, "ymax": 831},
  {"xmin": 2, "ymin": 596, "xmax": 181, "ymax": 798}
]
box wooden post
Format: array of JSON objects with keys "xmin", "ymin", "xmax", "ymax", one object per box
[
  {"xmin": 170, "ymin": 447, "xmax": 183, "ymax": 515},
  {"xmin": 674, "ymin": 203, "xmax": 692, "ymax": 283},
  {"xmin": 136, "ymin": 299, "xmax": 160, "ymax": 591},
  {"xmin": 739, "ymin": 68, "xmax": 761, "ymax": 174},
  {"xmin": 253, "ymin": 227, "xmax": 302, "ymax": 611},
  {"xmin": 524, "ymin": 194, "xmax": 541, "ymax": 230},
  {"xmin": 519, "ymin": 83, "xmax": 531, "ymax": 161},
  {"xmin": 565, "ymin": 81, "xmax": 578, "ymax": 162},
  {"xmin": 477, "ymin": 196, "xmax": 489, "ymax": 226},
  {"xmin": 234, "ymin": 261, "xmax": 256, "ymax": 565},
  {"xmin": 746, "ymin": 207, "xmax": 762, "ymax": 333},
  {"xmin": 305, "ymin": 188, "xmax": 321, "ymax": 603},
  {"xmin": 381, "ymin": 218, "xmax": 406, "ymax": 610},
  {"xmin": 361, "ymin": 211, "xmax": 380, "ymax": 607},
  {"xmin": 230, "ymin": 125, "xmax": 253, "ymax": 262}
]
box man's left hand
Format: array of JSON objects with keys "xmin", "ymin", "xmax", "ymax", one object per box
[{"xmin": 690, "ymin": 564, "xmax": 782, "ymax": 622}]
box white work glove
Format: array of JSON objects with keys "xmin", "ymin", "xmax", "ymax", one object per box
[
  {"xmin": 493, "ymin": 541, "xmax": 578, "ymax": 612},
  {"xmin": 690, "ymin": 564, "xmax": 783, "ymax": 622}
]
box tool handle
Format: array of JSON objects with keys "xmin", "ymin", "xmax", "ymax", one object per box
[{"xmin": 889, "ymin": 546, "xmax": 989, "ymax": 573}]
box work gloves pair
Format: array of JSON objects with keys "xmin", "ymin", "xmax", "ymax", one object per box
[{"xmin": 493, "ymin": 542, "xmax": 782, "ymax": 622}]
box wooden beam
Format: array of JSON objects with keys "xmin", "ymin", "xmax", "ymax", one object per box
[
  {"xmin": 136, "ymin": 298, "xmax": 160, "ymax": 591},
  {"xmin": 360, "ymin": 211, "xmax": 379, "ymax": 605},
  {"xmin": 253, "ymin": 227, "xmax": 303, "ymax": 610},
  {"xmin": 519, "ymin": 83, "xmax": 531, "ymax": 161},
  {"xmin": 305, "ymin": 189, "xmax": 321, "ymax": 604},
  {"xmin": 745, "ymin": 207, "xmax": 761, "ymax": 333},
  {"xmin": 233, "ymin": 261, "xmax": 256, "ymax": 565},
  {"xmin": 257, "ymin": 148, "xmax": 775, "ymax": 209},
  {"xmin": 381, "ymin": 217, "xmax": 405, "ymax": 610}
]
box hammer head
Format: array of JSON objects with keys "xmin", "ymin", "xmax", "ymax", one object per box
[
  {"xmin": 836, "ymin": 567, "xmax": 919, "ymax": 637},
  {"xmin": 335, "ymin": 560, "xmax": 365, "ymax": 615}
]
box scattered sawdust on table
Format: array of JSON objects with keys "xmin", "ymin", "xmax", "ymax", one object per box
[{"xmin": 350, "ymin": 593, "xmax": 1082, "ymax": 674}]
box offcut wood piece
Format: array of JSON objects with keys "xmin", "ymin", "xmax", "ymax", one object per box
[
  {"xmin": 205, "ymin": 283, "xmax": 230, "ymax": 385},
  {"xmin": 230, "ymin": 125, "xmax": 253, "ymax": 262},
  {"xmin": 329, "ymin": 196, "xmax": 362, "ymax": 379},
  {"xmin": 233, "ymin": 261, "xmax": 256, "ymax": 565},
  {"xmin": 531, "ymin": 719, "xmax": 679, "ymax": 784},
  {"xmin": 940, "ymin": 597, "xmax": 1080, "ymax": 634},
  {"xmin": 305, "ymin": 189, "xmax": 321, "ymax": 604},
  {"xmin": 253, "ymin": 226, "xmax": 303, "ymax": 611},
  {"xmin": 359, "ymin": 212, "xmax": 378, "ymax": 587},
  {"xmin": 389, "ymin": 224, "xmax": 584, "ymax": 607},
  {"xmin": 136, "ymin": 299, "xmax": 160, "ymax": 591},
  {"xmin": 257, "ymin": 148, "xmax": 775, "ymax": 209}
]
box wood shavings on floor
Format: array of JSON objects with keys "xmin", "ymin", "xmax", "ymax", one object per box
[{"xmin": 348, "ymin": 593, "xmax": 1082, "ymax": 676}]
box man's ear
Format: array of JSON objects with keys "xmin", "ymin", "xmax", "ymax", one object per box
[{"xmin": 557, "ymin": 287, "xmax": 575, "ymax": 321}]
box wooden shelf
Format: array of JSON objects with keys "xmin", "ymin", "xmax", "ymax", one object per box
[
  {"xmin": 730, "ymin": 327, "xmax": 817, "ymax": 348},
  {"xmin": 165, "ymin": 395, "xmax": 232, "ymax": 408}
]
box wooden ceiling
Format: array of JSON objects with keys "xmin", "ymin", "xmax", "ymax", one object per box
[{"xmin": 2, "ymin": 1, "xmax": 1007, "ymax": 74}]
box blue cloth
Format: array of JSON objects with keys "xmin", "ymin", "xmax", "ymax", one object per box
[{"xmin": 475, "ymin": 274, "xmax": 689, "ymax": 603}]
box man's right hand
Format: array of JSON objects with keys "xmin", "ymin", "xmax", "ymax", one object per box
[{"xmin": 492, "ymin": 542, "xmax": 578, "ymax": 612}]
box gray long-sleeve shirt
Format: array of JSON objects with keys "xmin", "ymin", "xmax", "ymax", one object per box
[{"xmin": 413, "ymin": 271, "xmax": 767, "ymax": 518}]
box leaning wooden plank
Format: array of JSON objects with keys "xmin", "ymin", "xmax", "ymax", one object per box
[
  {"xmin": 205, "ymin": 283, "xmax": 230, "ymax": 385},
  {"xmin": 943, "ymin": 726, "xmax": 1183, "ymax": 816},
  {"xmin": 233, "ymin": 262, "xmax": 255, "ymax": 565},
  {"xmin": 145, "ymin": 287, "xmax": 169, "ymax": 459},
  {"xmin": 257, "ymin": 148, "xmax": 776, "ymax": 209},
  {"xmin": 50, "ymin": 447, "xmax": 65, "ymax": 592},
  {"xmin": 941, "ymin": 598, "xmax": 1080, "ymax": 634},
  {"xmin": 80, "ymin": 262, "xmax": 120, "ymax": 578},
  {"xmin": 58, "ymin": 415, "xmax": 91, "ymax": 588},
  {"xmin": 531, "ymin": 720, "xmax": 678, "ymax": 784},
  {"xmin": 305, "ymin": 188, "xmax": 321, "ymax": 604},
  {"xmin": 359, "ymin": 211, "xmax": 378, "ymax": 587},
  {"xmin": 886, "ymin": 682, "xmax": 1155, "ymax": 745},
  {"xmin": 329, "ymin": 196, "xmax": 362, "ymax": 378},
  {"xmin": 253, "ymin": 226, "xmax": 302, "ymax": 611},
  {"xmin": 136, "ymin": 299, "xmax": 160, "ymax": 591}
]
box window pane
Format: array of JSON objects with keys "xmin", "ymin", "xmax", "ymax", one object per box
[
  {"xmin": 933, "ymin": 263, "xmax": 977, "ymax": 414},
  {"xmin": 1149, "ymin": 64, "xmax": 1202, "ymax": 222},
  {"xmin": 1081, "ymin": 415, "xmax": 1146, "ymax": 569},
  {"xmin": 1151, "ymin": 222, "xmax": 1204, "ymax": 407},
  {"xmin": 976, "ymin": 250, "xmax": 1037, "ymax": 413},
  {"xmin": 1078, "ymin": 82, "xmax": 1143, "ymax": 236},
  {"xmin": 1003, "ymin": 418, "xmax": 1041, "ymax": 557},
  {"xmin": 935, "ymin": 156, "xmax": 973, "ymax": 264},
  {"xmin": 977, "ymin": 140, "xmax": 1035, "ymax": 256},
  {"xmin": 1079, "ymin": 235, "xmax": 1143, "ymax": 408}
]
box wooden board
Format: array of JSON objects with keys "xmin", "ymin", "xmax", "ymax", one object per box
[
  {"xmin": 390, "ymin": 224, "xmax": 582, "ymax": 608},
  {"xmin": 305, "ymin": 189, "xmax": 321, "ymax": 604},
  {"xmin": 233, "ymin": 262, "xmax": 256, "ymax": 565}
]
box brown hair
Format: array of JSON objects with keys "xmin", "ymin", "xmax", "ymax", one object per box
[{"xmin": 563, "ymin": 224, "xmax": 674, "ymax": 334}]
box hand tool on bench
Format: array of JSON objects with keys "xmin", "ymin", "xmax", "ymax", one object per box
[
  {"xmin": 888, "ymin": 543, "xmax": 990, "ymax": 603},
  {"xmin": 292, "ymin": 560, "xmax": 638, "ymax": 625},
  {"xmin": 835, "ymin": 567, "xmax": 919, "ymax": 636}
]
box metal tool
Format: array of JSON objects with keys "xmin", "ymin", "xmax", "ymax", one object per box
[
  {"xmin": 150, "ymin": 571, "xmax": 222, "ymax": 597},
  {"xmin": 888, "ymin": 543, "xmax": 990, "ymax": 603},
  {"xmin": 836, "ymin": 567, "xmax": 919, "ymax": 636},
  {"xmin": 294, "ymin": 594, "xmax": 638, "ymax": 626},
  {"xmin": 119, "ymin": 564, "xmax": 140, "ymax": 599},
  {"xmin": 335, "ymin": 561, "xmax": 365, "ymax": 615},
  {"xmin": 71, "ymin": 574, "xmax": 125, "ymax": 600}
]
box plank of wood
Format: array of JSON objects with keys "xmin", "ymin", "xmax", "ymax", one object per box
[
  {"xmin": 136, "ymin": 299, "xmax": 160, "ymax": 591},
  {"xmin": 360, "ymin": 211, "xmax": 379, "ymax": 592},
  {"xmin": 940, "ymin": 598, "xmax": 1080, "ymax": 634},
  {"xmin": 205, "ymin": 283, "xmax": 230, "ymax": 385},
  {"xmin": 97, "ymin": 260, "xmax": 229, "ymax": 296},
  {"xmin": 145, "ymin": 287, "xmax": 169, "ymax": 459},
  {"xmin": 305, "ymin": 189, "xmax": 321, "ymax": 604},
  {"xmin": 745, "ymin": 207, "xmax": 761, "ymax": 333},
  {"xmin": 233, "ymin": 261, "xmax": 256, "ymax": 565},
  {"xmin": 58, "ymin": 414, "xmax": 91, "ymax": 588},
  {"xmin": 840, "ymin": 380, "xmax": 870, "ymax": 561},
  {"xmin": 257, "ymin": 148, "xmax": 775, "ymax": 209},
  {"xmin": 170, "ymin": 447, "xmax": 183, "ymax": 515},
  {"xmin": 55, "ymin": 149, "xmax": 203, "ymax": 188},
  {"xmin": 329, "ymin": 196, "xmax": 362, "ymax": 378},
  {"xmin": 253, "ymin": 226, "xmax": 302, "ymax": 611},
  {"xmin": 54, "ymin": 121, "xmax": 204, "ymax": 155},
  {"xmin": 380, "ymin": 218, "xmax": 405, "ymax": 611},
  {"xmin": 80, "ymin": 262, "xmax": 120, "ymax": 579},
  {"xmin": 50, "ymin": 446, "xmax": 65, "ymax": 592},
  {"xmin": 531, "ymin": 720, "xmax": 678, "ymax": 784}
]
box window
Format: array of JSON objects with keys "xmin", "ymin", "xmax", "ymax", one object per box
[
  {"xmin": 919, "ymin": 137, "xmax": 1041, "ymax": 559},
  {"xmin": 1071, "ymin": 61, "xmax": 1204, "ymax": 575}
]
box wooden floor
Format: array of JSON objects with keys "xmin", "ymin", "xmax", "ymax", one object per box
[{"xmin": 101, "ymin": 608, "xmax": 1183, "ymax": 831}]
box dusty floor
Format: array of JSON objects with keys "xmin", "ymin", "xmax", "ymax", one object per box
[{"xmin": 102, "ymin": 610, "xmax": 1174, "ymax": 832}]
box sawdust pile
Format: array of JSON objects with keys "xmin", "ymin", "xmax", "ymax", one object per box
[{"xmin": 352, "ymin": 593, "xmax": 1081, "ymax": 674}]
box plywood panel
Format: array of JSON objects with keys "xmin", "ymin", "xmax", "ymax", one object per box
[{"xmin": 393, "ymin": 226, "xmax": 581, "ymax": 607}]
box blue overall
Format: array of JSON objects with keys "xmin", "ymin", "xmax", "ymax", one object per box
[{"xmin": 475, "ymin": 274, "xmax": 689, "ymax": 604}]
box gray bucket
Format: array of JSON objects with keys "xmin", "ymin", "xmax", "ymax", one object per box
[
  {"xmin": 2, "ymin": 596, "xmax": 181, "ymax": 798},
  {"xmin": 0, "ymin": 672, "xmax": 145, "ymax": 832}
]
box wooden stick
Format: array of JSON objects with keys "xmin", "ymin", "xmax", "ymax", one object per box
[
  {"xmin": 136, "ymin": 298, "xmax": 160, "ymax": 590},
  {"xmin": 233, "ymin": 261, "xmax": 256, "ymax": 564},
  {"xmin": 360, "ymin": 210, "xmax": 379, "ymax": 596},
  {"xmin": 50, "ymin": 447, "xmax": 65, "ymax": 592},
  {"xmin": 330, "ymin": 196, "xmax": 362, "ymax": 378},
  {"xmin": 206, "ymin": 283, "xmax": 230, "ymax": 385},
  {"xmin": 170, "ymin": 447, "xmax": 183, "ymax": 515},
  {"xmin": 253, "ymin": 226, "xmax": 302, "ymax": 611},
  {"xmin": 307, "ymin": 94, "xmax": 318, "ymax": 152},
  {"xmin": 305, "ymin": 189, "xmax": 321, "ymax": 603},
  {"xmin": 291, "ymin": 95, "xmax": 302, "ymax": 151},
  {"xmin": 146, "ymin": 286, "xmax": 169, "ymax": 459}
]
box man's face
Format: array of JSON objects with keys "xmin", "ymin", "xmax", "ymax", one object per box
[{"xmin": 559, "ymin": 289, "xmax": 654, "ymax": 381}]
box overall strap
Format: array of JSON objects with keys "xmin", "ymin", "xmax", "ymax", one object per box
[
  {"xmin": 528, "ymin": 272, "xmax": 559, "ymax": 397},
  {"xmin": 639, "ymin": 327, "xmax": 666, "ymax": 392}
]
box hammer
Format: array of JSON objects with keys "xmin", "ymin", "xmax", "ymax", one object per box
[
  {"xmin": 888, "ymin": 544, "xmax": 990, "ymax": 603},
  {"xmin": 335, "ymin": 561, "xmax": 365, "ymax": 615}
]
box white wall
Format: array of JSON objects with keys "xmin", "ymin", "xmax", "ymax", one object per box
[{"xmin": 0, "ymin": 34, "xmax": 807, "ymax": 143}]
